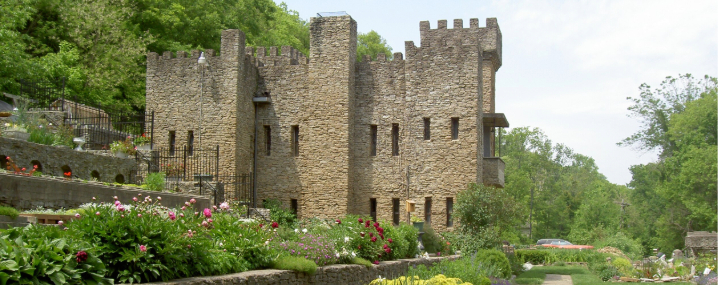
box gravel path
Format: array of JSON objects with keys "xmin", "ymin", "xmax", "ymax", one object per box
[{"xmin": 541, "ymin": 274, "xmax": 573, "ymax": 285}]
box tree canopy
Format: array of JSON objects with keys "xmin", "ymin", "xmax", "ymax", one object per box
[{"xmin": 356, "ymin": 30, "xmax": 392, "ymax": 62}]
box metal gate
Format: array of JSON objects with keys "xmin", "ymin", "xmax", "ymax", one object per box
[{"xmin": 219, "ymin": 174, "xmax": 253, "ymax": 207}]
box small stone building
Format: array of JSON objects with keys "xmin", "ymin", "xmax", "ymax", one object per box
[{"xmin": 146, "ymin": 14, "xmax": 508, "ymax": 231}]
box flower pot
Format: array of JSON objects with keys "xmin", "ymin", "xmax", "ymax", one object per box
[
  {"xmin": 136, "ymin": 144, "xmax": 151, "ymax": 151},
  {"xmin": 413, "ymin": 222, "xmax": 424, "ymax": 232},
  {"xmin": 4, "ymin": 131, "xmax": 29, "ymax": 141}
]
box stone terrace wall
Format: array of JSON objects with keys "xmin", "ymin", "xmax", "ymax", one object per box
[
  {"xmin": 148, "ymin": 256, "xmax": 457, "ymax": 285},
  {"xmin": 0, "ymin": 137, "xmax": 137, "ymax": 183},
  {"xmin": 0, "ymin": 173, "xmax": 210, "ymax": 210}
]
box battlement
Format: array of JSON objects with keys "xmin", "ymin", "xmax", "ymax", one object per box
[
  {"xmin": 412, "ymin": 17, "xmax": 502, "ymax": 69},
  {"xmin": 147, "ymin": 29, "xmax": 246, "ymax": 68},
  {"xmin": 359, "ymin": 52, "xmax": 404, "ymax": 63},
  {"xmin": 247, "ymin": 46, "xmax": 308, "ymax": 67}
]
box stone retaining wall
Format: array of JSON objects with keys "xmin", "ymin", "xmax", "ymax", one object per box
[
  {"xmin": 0, "ymin": 173, "xmax": 210, "ymax": 210},
  {"xmin": 148, "ymin": 255, "xmax": 457, "ymax": 285}
]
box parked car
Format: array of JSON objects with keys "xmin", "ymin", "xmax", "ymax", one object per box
[
  {"xmin": 536, "ymin": 239, "xmax": 560, "ymax": 245},
  {"xmin": 540, "ymin": 239, "xmax": 594, "ymax": 249}
]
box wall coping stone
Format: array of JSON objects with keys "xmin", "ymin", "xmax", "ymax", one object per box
[{"xmin": 146, "ymin": 255, "xmax": 459, "ymax": 285}]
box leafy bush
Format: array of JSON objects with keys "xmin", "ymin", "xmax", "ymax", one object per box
[
  {"xmin": 271, "ymin": 256, "xmax": 317, "ymax": 274},
  {"xmin": 378, "ymin": 220, "xmax": 409, "ymax": 260},
  {"xmin": 145, "ymin": 172, "xmax": 165, "ymax": 191},
  {"xmin": 453, "ymin": 184, "xmax": 521, "ymax": 245},
  {"xmin": 407, "ymin": 256, "xmax": 492, "ymax": 285},
  {"xmin": 475, "ymin": 249, "xmax": 512, "ymax": 279},
  {"xmin": 421, "ymin": 223, "xmax": 442, "ymax": 254},
  {"xmin": 371, "ymin": 274, "xmax": 484, "ymax": 285},
  {"xmin": 593, "ymin": 232, "xmax": 644, "ymax": 260},
  {"xmin": 28, "ymin": 128, "xmax": 55, "ymax": 145},
  {"xmin": 0, "ymin": 206, "xmax": 19, "ymax": 219},
  {"xmin": 397, "ymin": 223, "xmax": 420, "ymax": 258},
  {"xmin": 352, "ymin": 257, "xmax": 372, "ymax": 267},
  {"xmin": 0, "ymin": 225, "xmax": 113, "ymax": 284},
  {"xmin": 612, "ymin": 257, "xmax": 633, "ymax": 276},
  {"xmin": 263, "ymin": 199, "xmax": 297, "ymax": 228},
  {"xmin": 516, "ymin": 250, "xmax": 554, "ymax": 265}
]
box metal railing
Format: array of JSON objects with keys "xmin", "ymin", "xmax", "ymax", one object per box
[{"xmin": 66, "ymin": 111, "xmax": 154, "ymax": 150}]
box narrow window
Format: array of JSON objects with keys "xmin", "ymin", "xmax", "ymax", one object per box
[
  {"xmin": 370, "ymin": 125, "xmax": 377, "ymax": 156},
  {"xmin": 264, "ymin": 125, "xmax": 271, "ymax": 156},
  {"xmin": 187, "ymin": 131, "xmax": 194, "ymax": 155},
  {"xmin": 446, "ymin": 197, "xmax": 454, "ymax": 227},
  {"xmin": 423, "ymin": 118, "xmax": 430, "ymax": 140},
  {"xmin": 370, "ymin": 198, "xmax": 377, "ymax": 222},
  {"xmin": 392, "ymin": 198, "xmax": 400, "ymax": 226},
  {"xmin": 291, "ymin": 199, "xmax": 298, "ymax": 218},
  {"xmin": 451, "ymin": 118, "xmax": 459, "ymax": 140},
  {"xmin": 392, "ymin": 123, "xmax": 399, "ymax": 156},
  {"xmin": 291, "ymin": 125, "xmax": 299, "ymax": 157},
  {"xmin": 425, "ymin": 197, "xmax": 432, "ymax": 224},
  {"xmin": 169, "ymin": 131, "xmax": 176, "ymax": 155}
]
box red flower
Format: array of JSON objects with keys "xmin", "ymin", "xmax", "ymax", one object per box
[
  {"xmin": 371, "ymin": 236, "xmax": 377, "ymax": 242},
  {"xmin": 373, "ymin": 222, "xmax": 379, "ymax": 228},
  {"xmin": 360, "ymin": 232, "xmax": 365, "ymax": 237},
  {"xmin": 369, "ymin": 232, "xmax": 374, "ymax": 237},
  {"xmin": 271, "ymin": 222, "xmax": 279, "ymax": 228},
  {"xmin": 388, "ymin": 238, "xmax": 393, "ymax": 243},
  {"xmin": 75, "ymin": 251, "xmax": 88, "ymax": 263},
  {"xmin": 383, "ymin": 244, "xmax": 389, "ymax": 249},
  {"xmin": 365, "ymin": 220, "xmax": 370, "ymax": 228},
  {"xmin": 358, "ymin": 218, "xmax": 363, "ymax": 223},
  {"xmin": 335, "ymin": 219, "xmax": 341, "ymax": 224},
  {"xmin": 21, "ymin": 167, "xmax": 26, "ymax": 171},
  {"xmin": 373, "ymin": 260, "xmax": 379, "ymax": 265},
  {"xmin": 259, "ymin": 223, "xmax": 264, "ymax": 228},
  {"xmin": 385, "ymin": 248, "xmax": 392, "ymax": 254},
  {"xmin": 377, "ymin": 227, "xmax": 384, "ymax": 233}
]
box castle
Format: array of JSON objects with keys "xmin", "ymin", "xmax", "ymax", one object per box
[{"xmin": 145, "ymin": 14, "xmax": 508, "ymax": 230}]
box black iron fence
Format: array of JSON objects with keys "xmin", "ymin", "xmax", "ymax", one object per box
[
  {"xmin": 219, "ymin": 174, "xmax": 253, "ymax": 207},
  {"xmin": 18, "ymin": 78, "xmax": 66, "ymax": 110},
  {"xmin": 66, "ymin": 111, "xmax": 154, "ymax": 150},
  {"xmin": 149, "ymin": 145, "xmax": 220, "ymax": 183}
]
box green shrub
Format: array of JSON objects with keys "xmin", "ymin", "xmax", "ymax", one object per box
[
  {"xmin": 0, "ymin": 225, "xmax": 113, "ymax": 284},
  {"xmin": 0, "ymin": 206, "xmax": 19, "ymax": 219},
  {"xmin": 378, "ymin": 220, "xmax": 409, "ymax": 260},
  {"xmin": 145, "ymin": 172, "xmax": 165, "ymax": 191},
  {"xmin": 593, "ymin": 232, "xmax": 644, "ymax": 260},
  {"xmin": 263, "ymin": 199, "xmax": 297, "ymax": 227},
  {"xmin": 612, "ymin": 257, "xmax": 633, "ymax": 276},
  {"xmin": 28, "ymin": 128, "xmax": 55, "ymax": 145},
  {"xmin": 407, "ymin": 257, "xmax": 492, "ymax": 285},
  {"xmin": 421, "ymin": 223, "xmax": 442, "ymax": 254},
  {"xmin": 272, "ymin": 256, "xmax": 317, "ymax": 274},
  {"xmin": 397, "ymin": 223, "xmax": 420, "ymax": 258},
  {"xmin": 516, "ymin": 250, "xmax": 554, "ymax": 265},
  {"xmin": 475, "ymin": 249, "xmax": 512, "ymax": 279},
  {"xmin": 352, "ymin": 257, "xmax": 372, "ymax": 267}
]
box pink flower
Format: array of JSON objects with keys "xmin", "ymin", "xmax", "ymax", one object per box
[
  {"xmin": 180, "ymin": 213, "xmax": 184, "ymax": 217},
  {"xmin": 373, "ymin": 260, "xmax": 379, "ymax": 265},
  {"xmin": 95, "ymin": 212, "xmax": 100, "ymax": 216},
  {"xmin": 114, "ymin": 200, "xmax": 121, "ymax": 206},
  {"xmin": 157, "ymin": 196, "xmax": 162, "ymax": 201},
  {"xmin": 113, "ymin": 196, "xmax": 118, "ymax": 200},
  {"xmin": 138, "ymin": 214, "xmax": 142, "ymax": 217},
  {"xmin": 57, "ymin": 220, "xmax": 64, "ymax": 225},
  {"xmin": 133, "ymin": 197, "xmax": 138, "ymax": 202},
  {"xmin": 388, "ymin": 238, "xmax": 392, "ymax": 243},
  {"xmin": 139, "ymin": 245, "xmax": 147, "ymax": 252},
  {"xmin": 168, "ymin": 211, "xmax": 176, "ymax": 221},
  {"xmin": 116, "ymin": 205, "xmax": 125, "ymax": 212},
  {"xmin": 219, "ymin": 202, "xmax": 230, "ymax": 210},
  {"xmin": 185, "ymin": 202, "xmax": 190, "ymax": 206},
  {"xmin": 181, "ymin": 206, "xmax": 186, "ymax": 210},
  {"xmin": 74, "ymin": 213, "xmax": 81, "ymax": 218},
  {"xmin": 92, "ymin": 197, "xmax": 96, "ymax": 200},
  {"xmin": 212, "ymin": 206, "xmax": 217, "ymax": 211},
  {"xmin": 202, "ymin": 221, "xmax": 209, "ymax": 227},
  {"xmin": 207, "ymin": 218, "xmax": 213, "ymax": 223},
  {"xmin": 203, "ymin": 208, "xmax": 212, "ymax": 218},
  {"xmin": 189, "ymin": 198, "xmax": 196, "ymax": 204}
]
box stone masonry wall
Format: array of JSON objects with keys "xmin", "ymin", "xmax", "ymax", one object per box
[
  {"xmin": 0, "ymin": 137, "xmax": 137, "ymax": 183},
  {"xmin": 146, "ymin": 30, "xmax": 251, "ymax": 180},
  {"xmin": 147, "ymin": 256, "xmax": 457, "ymax": 285},
  {"xmin": 254, "ymin": 47, "xmax": 308, "ymax": 211}
]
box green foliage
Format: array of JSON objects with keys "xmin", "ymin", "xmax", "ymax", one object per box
[
  {"xmin": 593, "ymin": 232, "xmax": 643, "ymax": 260},
  {"xmin": 351, "ymin": 257, "xmax": 372, "ymax": 267},
  {"xmin": 379, "ymin": 221, "xmax": 410, "ymax": 260},
  {"xmin": 407, "ymin": 257, "xmax": 492, "ymax": 285},
  {"xmin": 271, "ymin": 256, "xmax": 317, "ymax": 274},
  {"xmin": 612, "ymin": 257, "xmax": 633, "ymax": 277},
  {"xmin": 421, "ymin": 223, "xmax": 442, "ymax": 254},
  {"xmin": 263, "ymin": 199, "xmax": 297, "ymax": 228},
  {"xmin": 475, "ymin": 249, "xmax": 512, "ymax": 279},
  {"xmin": 145, "ymin": 172, "xmax": 166, "ymax": 192},
  {"xmin": 397, "ymin": 223, "xmax": 421, "ymax": 258},
  {"xmin": 516, "ymin": 250, "xmax": 555, "ymax": 265},
  {"xmin": 357, "ymin": 30, "xmax": 392, "ymax": 62},
  {"xmin": 0, "ymin": 225, "xmax": 113, "ymax": 284},
  {"xmin": 0, "ymin": 206, "xmax": 19, "ymax": 219}
]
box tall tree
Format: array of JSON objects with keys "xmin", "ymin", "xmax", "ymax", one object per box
[{"xmin": 356, "ymin": 30, "xmax": 392, "ymax": 62}]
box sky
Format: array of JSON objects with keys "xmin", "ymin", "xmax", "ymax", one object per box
[{"xmin": 274, "ymin": 0, "xmax": 718, "ymax": 185}]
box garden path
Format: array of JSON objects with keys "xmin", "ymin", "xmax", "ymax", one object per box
[{"xmin": 542, "ymin": 274, "xmax": 573, "ymax": 285}]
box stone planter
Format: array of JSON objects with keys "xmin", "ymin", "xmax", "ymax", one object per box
[
  {"xmin": 114, "ymin": 151, "xmax": 129, "ymax": 158},
  {"xmin": 136, "ymin": 144, "xmax": 151, "ymax": 151},
  {"xmin": 4, "ymin": 131, "xmax": 29, "ymax": 141},
  {"xmin": 413, "ymin": 221, "xmax": 424, "ymax": 232}
]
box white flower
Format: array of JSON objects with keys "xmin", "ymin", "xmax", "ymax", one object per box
[
  {"xmin": 294, "ymin": 228, "xmax": 299, "ymax": 233},
  {"xmin": 351, "ymin": 252, "xmax": 356, "ymax": 258},
  {"xmin": 344, "ymin": 236, "xmax": 350, "ymax": 243},
  {"xmin": 219, "ymin": 242, "xmax": 224, "ymax": 246},
  {"xmin": 335, "ymin": 252, "xmax": 340, "ymax": 258},
  {"xmin": 302, "ymin": 228, "xmax": 307, "ymax": 233}
]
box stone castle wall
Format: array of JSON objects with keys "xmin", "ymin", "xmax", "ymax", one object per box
[{"xmin": 147, "ymin": 15, "xmax": 504, "ymax": 230}]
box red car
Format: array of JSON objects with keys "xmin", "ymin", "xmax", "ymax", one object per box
[{"xmin": 540, "ymin": 240, "xmax": 594, "ymax": 249}]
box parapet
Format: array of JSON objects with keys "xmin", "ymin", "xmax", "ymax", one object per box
[
  {"xmin": 147, "ymin": 29, "xmax": 246, "ymax": 69},
  {"xmin": 249, "ymin": 46, "xmax": 308, "ymax": 67},
  {"xmin": 415, "ymin": 18, "xmax": 502, "ymax": 68}
]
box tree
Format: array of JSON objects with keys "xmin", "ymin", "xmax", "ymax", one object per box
[{"xmin": 356, "ymin": 30, "xmax": 392, "ymax": 62}]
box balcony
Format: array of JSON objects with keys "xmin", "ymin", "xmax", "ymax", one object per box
[{"xmin": 481, "ymin": 113, "xmax": 508, "ymax": 188}]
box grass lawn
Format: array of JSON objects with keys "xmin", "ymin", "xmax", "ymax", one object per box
[{"xmin": 514, "ymin": 266, "xmax": 693, "ymax": 285}]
